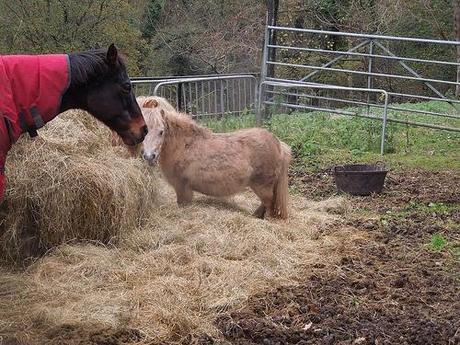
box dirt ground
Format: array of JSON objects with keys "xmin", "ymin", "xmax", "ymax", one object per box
[
  {"xmin": 215, "ymin": 169, "xmax": 460, "ymax": 345},
  {"xmin": 1, "ymin": 169, "xmax": 459, "ymax": 345}
]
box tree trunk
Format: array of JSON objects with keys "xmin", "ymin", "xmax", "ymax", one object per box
[
  {"xmin": 266, "ymin": 0, "xmax": 279, "ymax": 79},
  {"xmin": 260, "ymin": 0, "xmax": 280, "ymax": 117},
  {"xmin": 455, "ymin": 0, "xmax": 460, "ymax": 97}
]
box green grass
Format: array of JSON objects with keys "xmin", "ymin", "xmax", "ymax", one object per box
[
  {"xmin": 198, "ymin": 101, "xmax": 460, "ymax": 172},
  {"xmin": 383, "ymin": 202, "xmax": 458, "ymax": 220},
  {"xmin": 429, "ymin": 233, "xmax": 459, "ymax": 260},
  {"xmin": 430, "ymin": 233, "xmax": 448, "ymax": 251}
]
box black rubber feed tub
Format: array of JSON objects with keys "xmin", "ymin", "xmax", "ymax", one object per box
[{"xmin": 333, "ymin": 164, "xmax": 388, "ymax": 196}]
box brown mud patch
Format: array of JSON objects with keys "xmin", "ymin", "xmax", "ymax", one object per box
[
  {"xmin": 216, "ymin": 240, "xmax": 459, "ymax": 345},
  {"xmin": 290, "ymin": 169, "xmax": 459, "ymax": 206},
  {"xmin": 215, "ymin": 169, "xmax": 459, "ymax": 345}
]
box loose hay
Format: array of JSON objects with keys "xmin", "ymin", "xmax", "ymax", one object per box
[
  {"xmin": 0, "ymin": 110, "xmax": 157, "ymax": 263},
  {"xmin": 0, "ymin": 110, "xmax": 367, "ymax": 344},
  {"xmin": 0, "ymin": 179, "xmax": 366, "ymax": 344}
]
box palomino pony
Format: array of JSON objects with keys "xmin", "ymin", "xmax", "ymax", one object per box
[
  {"xmin": 0, "ymin": 44, "xmax": 147, "ymax": 199},
  {"xmin": 141, "ymin": 97, "xmax": 291, "ymax": 219}
]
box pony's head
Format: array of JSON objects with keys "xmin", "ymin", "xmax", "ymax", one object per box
[
  {"xmin": 142, "ymin": 107, "xmax": 166, "ymax": 166},
  {"xmin": 140, "ymin": 98, "xmax": 169, "ymax": 165},
  {"xmin": 65, "ymin": 44, "xmax": 147, "ymax": 146}
]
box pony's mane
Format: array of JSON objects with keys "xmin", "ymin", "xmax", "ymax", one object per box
[
  {"xmin": 164, "ymin": 111, "xmax": 211, "ymax": 138},
  {"xmin": 68, "ymin": 49, "xmax": 126, "ymax": 86}
]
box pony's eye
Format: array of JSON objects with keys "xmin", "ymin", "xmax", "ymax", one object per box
[{"xmin": 159, "ymin": 130, "xmax": 164, "ymax": 136}]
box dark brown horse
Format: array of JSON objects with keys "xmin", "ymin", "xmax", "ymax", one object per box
[
  {"xmin": 0, "ymin": 44, "xmax": 147, "ymax": 199},
  {"xmin": 62, "ymin": 44, "xmax": 147, "ymax": 145}
]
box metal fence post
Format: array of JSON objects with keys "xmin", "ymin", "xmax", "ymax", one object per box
[
  {"xmin": 366, "ymin": 40, "xmax": 374, "ymax": 116},
  {"xmin": 177, "ymin": 82, "xmax": 183, "ymax": 111},
  {"xmin": 220, "ymin": 80, "xmax": 225, "ymax": 115},
  {"xmin": 258, "ymin": 26, "xmax": 270, "ymax": 121},
  {"xmin": 380, "ymin": 91, "xmax": 389, "ymax": 155},
  {"xmin": 256, "ymin": 82, "xmax": 263, "ymax": 125}
]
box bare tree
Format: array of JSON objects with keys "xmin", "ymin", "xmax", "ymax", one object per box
[{"xmin": 148, "ymin": 0, "xmax": 265, "ymax": 75}]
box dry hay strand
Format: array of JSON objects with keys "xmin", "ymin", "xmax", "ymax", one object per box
[
  {"xmin": 0, "ymin": 180, "xmax": 367, "ymax": 344},
  {"xmin": 0, "ymin": 110, "xmax": 157, "ymax": 264}
]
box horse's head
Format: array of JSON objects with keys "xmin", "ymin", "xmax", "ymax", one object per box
[
  {"xmin": 66, "ymin": 44, "xmax": 147, "ymax": 146},
  {"xmin": 140, "ymin": 99, "xmax": 167, "ymax": 166}
]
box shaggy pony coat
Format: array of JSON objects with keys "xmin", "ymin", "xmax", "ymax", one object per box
[{"xmin": 141, "ymin": 97, "xmax": 291, "ymax": 219}]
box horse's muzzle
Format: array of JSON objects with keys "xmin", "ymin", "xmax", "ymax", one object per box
[{"xmin": 121, "ymin": 125, "xmax": 148, "ymax": 146}]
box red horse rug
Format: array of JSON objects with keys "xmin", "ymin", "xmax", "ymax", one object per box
[{"xmin": 0, "ymin": 54, "xmax": 70, "ymax": 200}]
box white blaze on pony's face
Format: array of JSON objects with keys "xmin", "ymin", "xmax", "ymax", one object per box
[{"xmin": 141, "ymin": 104, "xmax": 166, "ymax": 166}]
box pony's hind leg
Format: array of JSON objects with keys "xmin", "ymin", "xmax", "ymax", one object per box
[
  {"xmin": 174, "ymin": 183, "xmax": 194, "ymax": 206},
  {"xmin": 250, "ymin": 183, "xmax": 275, "ymax": 219}
]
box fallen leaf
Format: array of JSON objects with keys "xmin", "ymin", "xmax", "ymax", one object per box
[{"xmin": 303, "ymin": 322, "xmax": 313, "ymax": 331}]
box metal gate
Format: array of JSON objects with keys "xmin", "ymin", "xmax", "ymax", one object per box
[
  {"xmin": 132, "ymin": 74, "xmax": 258, "ymax": 119},
  {"xmin": 258, "ymin": 25, "xmax": 460, "ymax": 153}
]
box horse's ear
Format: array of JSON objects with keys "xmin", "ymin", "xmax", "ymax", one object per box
[
  {"xmin": 143, "ymin": 99, "xmax": 158, "ymax": 108},
  {"xmin": 106, "ymin": 43, "xmax": 118, "ymax": 67}
]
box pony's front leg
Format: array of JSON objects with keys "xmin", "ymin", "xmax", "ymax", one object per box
[
  {"xmin": 174, "ymin": 183, "xmax": 194, "ymax": 206},
  {"xmin": 253, "ymin": 204, "xmax": 266, "ymax": 219}
]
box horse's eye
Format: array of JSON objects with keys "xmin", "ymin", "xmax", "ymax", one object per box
[
  {"xmin": 159, "ymin": 130, "xmax": 164, "ymax": 136},
  {"xmin": 121, "ymin": 83, "xmax": 131, "ymax": 94}
]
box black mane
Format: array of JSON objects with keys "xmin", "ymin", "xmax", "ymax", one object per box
[{"xmin": 68, "ymin": 49, "xmax": 126, "ymax": 87}]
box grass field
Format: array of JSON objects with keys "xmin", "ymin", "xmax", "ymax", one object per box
[{"xmin": 199, "ymin": 100, "xmax": 460, "ymax": 171}]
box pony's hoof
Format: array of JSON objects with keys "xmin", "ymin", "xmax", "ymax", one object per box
[{"xmin": 253, "ymin": 208, "xmax": 266, "ymax": 219}]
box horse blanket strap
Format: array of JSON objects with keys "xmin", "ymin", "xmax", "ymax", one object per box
[
  {"xmin": 0, "ymin": 53, "xmax": 70, "ymax": 199},
  {"xmin": 3, "ymin": 114, "xmax": 14, "ymax": 143},
  {"xmin": 18, "ymin": 110, "xmax": 37, "ymax": 138},
  {"xmin": 18, "ymin": 108, "xmax": 43, "ymax": 138},
  {"xmin": 30, "ymin": 106, "xmax": 45, "ymax": 130}
]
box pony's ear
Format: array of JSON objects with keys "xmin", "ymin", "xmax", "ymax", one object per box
[
  {"xmin": 143, "ymin": 99, "xmax": 158, "ymax": 108},
  {"xmin": 106, "ymin": 43, "xmax": 118, "ymax": 67}
]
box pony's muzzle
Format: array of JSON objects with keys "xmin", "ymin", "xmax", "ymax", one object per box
[{"xmin": 142, "ymin": 151, "xmax": 157, "ymax": 166}]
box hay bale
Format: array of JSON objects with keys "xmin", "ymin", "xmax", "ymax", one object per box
[{"xmin": 0, "ymin": 110, "xmax": 157, "ymax": 263}]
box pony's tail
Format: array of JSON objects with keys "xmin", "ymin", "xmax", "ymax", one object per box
[{"xmin": 272, "ymin": 141, "xmax": 291, "ymax": 219}]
